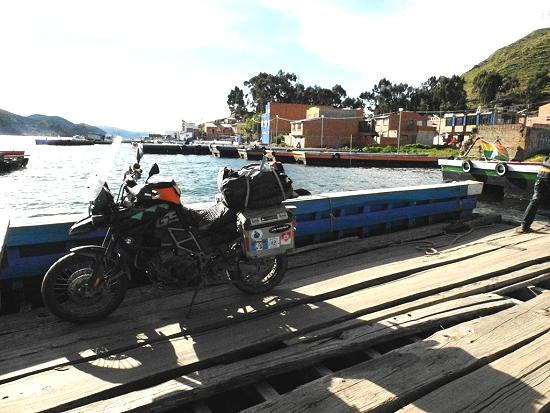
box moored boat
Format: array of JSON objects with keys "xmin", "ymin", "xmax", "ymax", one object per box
[
  {"xmin": 266, "ymin": 148, "xmax": 296, "ymax": 164},
  {"xmin": 35, "ymin": 136, "xmax": 95, "ymax": 146},
  {"xmin": 209, "ymin": 144, "xmax": 239, "ymax": 158},
  {"xmin": 237, "ymin": 146, "xmax": 265, "ymax": 160},
  {"xmin": 142, "ymin": 142, "xmax": 183, "ymax": 154},
  {"xmin": 439, "ymin": 158, "xmax": 541, "ymax": 201}
]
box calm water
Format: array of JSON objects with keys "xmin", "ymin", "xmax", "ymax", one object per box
[{"xmin": 0, "ymin": 135, "xmax": 528, "ymax": 223}]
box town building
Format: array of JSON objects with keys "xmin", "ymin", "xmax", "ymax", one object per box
[
  {"xmin": 525, "ymin": 103, "xmax": 550, "ymax": 127},
  {"xmin": 260, "ymin": 103, "xmax": 312, "ymax": 144},
  {"xmin": 374, "ymin": 111, "xmax": 436, "ymax": 147},
  {"xmin": 203, "ymin": 122, "xmax": 234, "ymax": 139},
  {"xmin": 289, "ymin": 107, "xmax": 366, "ymax": 148}
]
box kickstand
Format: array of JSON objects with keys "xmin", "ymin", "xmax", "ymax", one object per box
[{"xmin": 186, "ymin": 281, "xmax": 203, "ymax": 318}]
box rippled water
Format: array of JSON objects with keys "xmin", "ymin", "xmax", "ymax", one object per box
[{"xmin": 0, "ymin": 135, "xmax": 529, "ymax": 223}]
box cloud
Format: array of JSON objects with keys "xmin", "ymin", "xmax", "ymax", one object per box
[
  {"xmin": 262, "ymin": 0, "xmax": 550, "ymax": 93},
  {"xmin": 0, "ymin": 0, "xmax": 248, "ymax": 131}
]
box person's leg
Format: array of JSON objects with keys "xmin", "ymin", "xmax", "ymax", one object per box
[{"xmin": 521, "ymin": 178, "xmax": 544, "ymax": 231}]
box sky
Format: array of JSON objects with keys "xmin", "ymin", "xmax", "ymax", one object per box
[{"xmin": 1, "ymin": 0, "xmax": 549, "ymax": 133}]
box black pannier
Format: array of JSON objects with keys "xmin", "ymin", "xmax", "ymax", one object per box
[{"xmin": 218, "ymin": 161, "xmax": 294, "ymax": 210}]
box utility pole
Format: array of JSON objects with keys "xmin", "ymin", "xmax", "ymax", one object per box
[
  {"xmin": 397, "ymin": 108, "xmax": 403, "ymax": 153},
  {"xmin": 321, "ymin": 115, "xmax": 324, "ymax": 148},
  {"xmin": 275, "ymin": 115, "xmax": 279, "ymax": 144}
]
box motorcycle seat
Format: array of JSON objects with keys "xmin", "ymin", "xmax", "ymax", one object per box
[{"xmin": 197, "ymin": 201, "xmax": 237, "ymax": 232}]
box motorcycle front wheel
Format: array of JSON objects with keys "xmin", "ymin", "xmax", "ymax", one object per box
[
  {"xmin": 229, "ymin": 253, "xmax": 288, "ymax": 294},
  {"xmin": 41, "ymin": 249, "xmax": 128, "ymax": 323}
]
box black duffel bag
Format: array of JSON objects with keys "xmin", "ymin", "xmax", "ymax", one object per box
[{"xmin": 218, "ymin": 161, "xmax": 294, "ymax": 210}]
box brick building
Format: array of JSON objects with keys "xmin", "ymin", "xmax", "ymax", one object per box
[
  {"xmin": 526, "ymin": 103, "xmax": 550, "ymax": 127},
  {"xmin": 260, "ymin": 103, "xmax": 312, "ymax": 144},
  {"xmin": 374, "ymin": 111, "xmax": 435, "ymax": 147},
  {"xmin": 289, "ymin": 107, "xmax": 366, "ymax": 148},
  {"xmin": 203, "ymin": 122, "xmax": 234, "ymax": 139}
]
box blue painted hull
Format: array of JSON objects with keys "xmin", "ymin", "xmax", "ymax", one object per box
[{"xmin": 0, "ymin": 181, "xmax": 482, "ymax": 282}]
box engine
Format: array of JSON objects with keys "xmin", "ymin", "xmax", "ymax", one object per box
[{"xmin": 146, "ymin": 251, "xmax": 199, "ymax": 288}]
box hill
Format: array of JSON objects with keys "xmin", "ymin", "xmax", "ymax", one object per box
[
  {"xmin": 462, "ymin": 28, "xmax": 550, "ymax": 106},
  {"xmin": 0, "ymin": 109, "xmax": 106, "ymax": 137},
  {"xmin": 99, "ymin": 126, "xmax": 149, "ymax": 140}
]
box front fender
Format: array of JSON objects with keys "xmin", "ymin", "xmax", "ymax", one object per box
[
  {"xmin": 69, "ymin": 245, "xmax": 107, "ymax": 257},
  {"xmin": 69, "ymin": 245, "xmax": 131, "ymax": 279}
]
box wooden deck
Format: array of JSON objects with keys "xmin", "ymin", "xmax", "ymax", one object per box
[{"xmin": 0, "ymin": 218, "xmax": 549, "ymax": 412}]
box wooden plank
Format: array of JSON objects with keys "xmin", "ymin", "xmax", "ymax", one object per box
[
  {"xmin": 312, "ymin": 364, "xmax": 333, "ymax": 377},
  {"xmin": 400, "ymin": 332, "xmax": 550, "ymax": 413},
  {"xmin": 492, "ymin": 272, "xmax": 550, "ymax": 295},
  {"xmin": 254, "ymin": 381, "xmax": 279, "ymax": 401},
  {"xmin": 285, "ymin": 262, "xmax": 550, "ymax": 345},
  {"xmin": 244, "ymin": 292, "xmax": 550, "ymax": 413},
  {"xmin": 60, "ymin": 295, "xmax": 515, "ymax": 413}
]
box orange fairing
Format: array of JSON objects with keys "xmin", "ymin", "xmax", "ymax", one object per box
[{"xmin": 156, "ymin": 188, "xmax": 181, "ymax": 205}]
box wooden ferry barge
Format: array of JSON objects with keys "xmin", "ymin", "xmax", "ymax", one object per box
[
  {"xmin": 0, "ymin": 211, "xmax": 549, "ymax": 412},
  {"xmin": 1, "ymin": 180, "xmax": 550, "ymax": 412}
]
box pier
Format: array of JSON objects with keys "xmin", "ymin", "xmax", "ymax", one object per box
[{"xmin": 0, "ymin": 219, "xmax": 549, "ymax": 412}]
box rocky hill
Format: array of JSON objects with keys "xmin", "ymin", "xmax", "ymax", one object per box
[
  {"xmin": 462, "ymin": 28, "xmax": 550, "ymax": 105},
  {"xmin": 0, "ymin": 109, "xmax": 106, "ymax": 137}
]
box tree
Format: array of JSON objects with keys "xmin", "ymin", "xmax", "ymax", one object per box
[
  {"xmin": 243, "ymin": 113, "xmax": 261, "ymax": 140},
  {"xmin": 523, "ymin": 69, "xmax": 550, "ymax": 108},
  {"xmin": 473, "ymin": 71, "xmax": 503, "ymax": 104},
  {"xmin": 410, "ymin": 75, "xmax": 466, "ymax": 112},
  {"xmin": 360, "ymin": 78, "xmax": 414, "ymax": 114},
  {"xmin": 226, "ymin": 70, "xmax": 365, "ymax": 116},
  {"xmin": 227, "ymin": 86, "xmax": 249, "ymax": 121},
  {"xmin": 243, "ymin": 70, "xmax": 299, "ymax": 112}
]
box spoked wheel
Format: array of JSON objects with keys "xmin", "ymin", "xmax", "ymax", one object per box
[
  {"xmin": 41, "ymin": 250, "xmax": 128, "ymax": 323},
  {"xmin": 229, "ymin": 254, "xmax": 288, "ymax": 294}
]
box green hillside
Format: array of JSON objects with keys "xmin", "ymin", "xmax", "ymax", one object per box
[
  {"xmin": 0, "ymin": 109, "xmax": 106, "ymax": 137},
  {"xmin": 463, "ymin": 28, "xmax": 550, "ymax": 106}
]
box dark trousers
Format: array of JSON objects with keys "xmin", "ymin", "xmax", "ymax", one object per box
[{"xmin": 522, "ymin": 174, "xmax": 550, "ymax": 229}]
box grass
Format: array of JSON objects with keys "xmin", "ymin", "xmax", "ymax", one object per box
[
  {"xmin": 342, "ymin": 144, "xmax": 459, "ymax": 157},
  {"xmin": 462, "ymin": 28, "xmax": 550, "ymax": 105}
]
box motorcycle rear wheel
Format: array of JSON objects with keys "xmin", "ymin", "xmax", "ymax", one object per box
[
  {"xmin": 41, "ymin": 250, "xmax": 128, "ymax": 323},
  {"xmin": 229, "ymin": 253, "xmax": 288, "ymax": 294}
]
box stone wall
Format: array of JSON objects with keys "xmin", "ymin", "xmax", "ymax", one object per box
[{"xmin": 474, "ymin": 124, "xmax": 550, "ymax": 160}]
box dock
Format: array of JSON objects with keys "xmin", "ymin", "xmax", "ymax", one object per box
[
  {"xmin": 0, "ymin": 219, "xmax": 549, "ymax": 412},
  {"xmin": 291, "ymin": 150, "xmax": 443, "ymax": 168}
]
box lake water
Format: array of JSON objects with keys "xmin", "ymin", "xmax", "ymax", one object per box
[{"xmin": 0, "ymin": 135, "xmax": 529, "ymax": 223}]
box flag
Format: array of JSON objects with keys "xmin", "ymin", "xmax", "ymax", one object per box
[{"xmin": 478, "ymin": 139, "xmax": 509, "ymax": 161}]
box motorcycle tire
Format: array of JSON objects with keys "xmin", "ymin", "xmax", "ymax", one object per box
[
  {"xmin": 41, "ymin": 250, "xmax": 128, "ymax": 323},
  {"xmin": 229, "ymin": 253, "xmax": 288, "ymax": 294}
]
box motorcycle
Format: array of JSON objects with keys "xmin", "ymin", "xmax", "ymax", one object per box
[{"xmin": 41, "ymin": 140, "xmax": 296, "ymax": 323}]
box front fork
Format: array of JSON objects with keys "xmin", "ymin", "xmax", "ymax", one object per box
[{"xmin": 69, "ymin": 237, "xmax": 130, "ymax": 289}]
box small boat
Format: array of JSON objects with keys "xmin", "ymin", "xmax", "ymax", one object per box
[
  {"xmin": 35, "ymin": 136, "xmax": 95, "ymax": 146},
  {"xmin": 209, "ymin": 144, "xmax": 239, "ymax": 158},
  {"xmin": 265, "ymin": 148, "xmax": 296, "ymax": 164},
  {"xmin": 142, "ymin": 142, "xmax": 183, "ymax": 154},
  {"xmin": 237, "ymin": 146, "xmax": 266, "ymax": 160},
  {"xmin": 0, "ymin": 150, "xmax": 29, "ymax": 172},
  {"xmin": 438, "ymin": 158, "xmax": 540, "ymax": 202}
]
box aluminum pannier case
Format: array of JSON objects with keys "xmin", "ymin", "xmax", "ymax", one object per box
[{"xmin": 237, "ymin": 205, "xmax": 295, "ymax": 258}]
